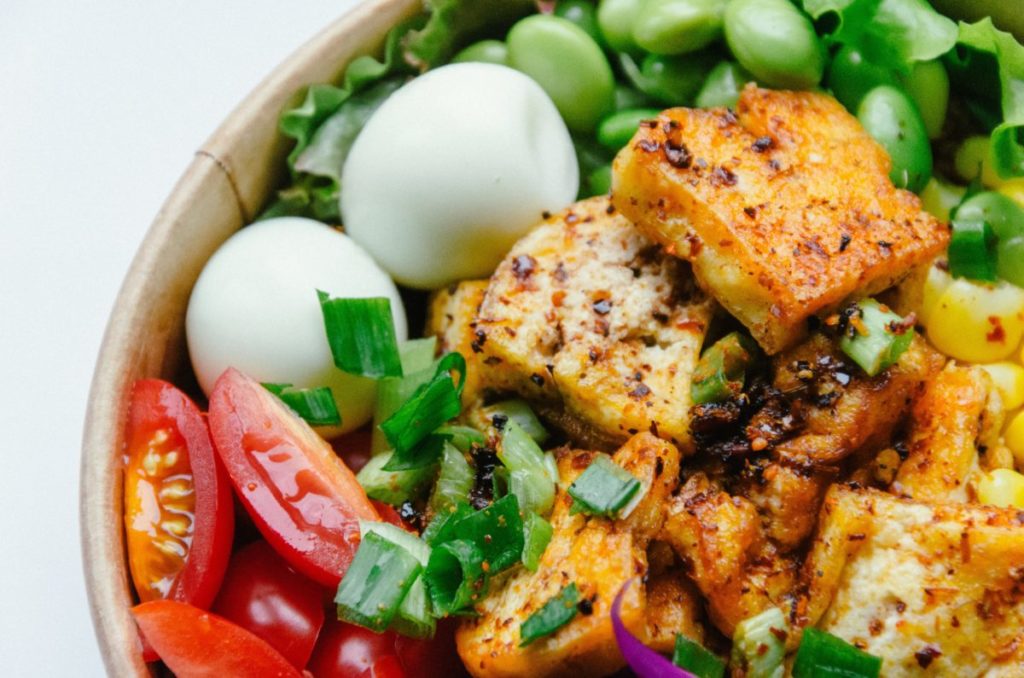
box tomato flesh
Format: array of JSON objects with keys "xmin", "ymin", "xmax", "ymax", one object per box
[
  {"xmin": 124, "ymin": 379, "xmax": 234, "ymax": 609},
  {"xmin": 132, "ymin": 600, "xmax": 302, "ymax": 678},
  {"xmin": 208, "ymin": 368, "xmax": 379, "ymax": 587},
  {"xmin": 213, "ymin": 540, "xmax": 326, "ymax": 669},
  {"xmin": 307, "ymin": 619, "xmax": 406, "ymax": 678}
]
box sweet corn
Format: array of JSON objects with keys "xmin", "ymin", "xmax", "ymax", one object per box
[
  {"xmin": 926, "ymin": 278, "xmax": 1024, "ymax": 363},
  {"xmin": 980, "ymin": 362, "xmax": 1024, "ymax": 411},
  {"xmin": 977, "ymin": 468, "xmax": 1024, "ymax": 508},
  {"xmin": 1006, "ymin": 410, "xmax": 1024, "ymax": 469},
  {"xmin": 917, "ymin": 260, "xmax": 952, "ymax": 326},
  {"xmin": 998, "ymin": 177, "xmax": 1024, "ymax": 209},
  {"xmin": 954, "ymin": 135, "xmax": 1002, "ymax": 188}
]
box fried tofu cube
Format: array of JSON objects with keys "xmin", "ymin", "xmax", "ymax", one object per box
[
  {"xmin": 475, "ymin": 196, "xmax": 713, "ymax": 449},
  {"xmin": 802, "ymin": 486, "xmax": 1024, "ymax": 675},
  {"xmin": 426, "ymin": 279, "xmax": 489, "ymax": 406},
  {"xmin": 612, "ymin": 85, "xmax": 949, "ymax": 354},
  {"xmin": 456, "ymin": 434, "xmax": 682, "ymax": 677}
]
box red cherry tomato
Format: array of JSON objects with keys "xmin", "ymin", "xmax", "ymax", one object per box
[
  {"xmin": 395, "ymin": 619, "xmax": 468, "ymax": 678},
  {"xmin": 307, "ymin": 619, "xmax": 406, "ymax": 678},
  {"xmin": 208, "ymin": 368, "xmax": 379, "ymax": 587},
  {"xmin": 123, "ymin": 379, "xmax": 234, "ymax": 609},
  {"xmin": 132, "ymin": 600, "xmax": 302, "ymax": 678},
  {"xmin": 371, "ymin": 500, "xmax": 412, "ymax": 531},
  {"xmin": 333, "ymin": 427, "xmax": 374, "ymax": 472},
  {"xmin": 213, "ymin": 541, "xmax": 326, "ymax": 670}
]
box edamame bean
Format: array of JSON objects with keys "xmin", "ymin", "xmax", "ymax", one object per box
[
  {"xmin": 597, "ymin": 0, "xmax": 646, "ymax": 54},
  {"xmin": 903, "ymin": 60, "xmax": 949, "ymax": 140},
  {"xmin": 696, "ymin": 60, "xmax": 754, "ymax": 108},
  {"xmin": 632, "ymin": 0, "xmax": 725, "ymax": 56},
  {"xmin": 724, "ymin": 0, "xmax": 824, "ymax": 89},
  {"xmin": 614, "ymin": 84, "xmax": 657, "ymax": 111},
  {"xmin": 956, "ymin": 192, "xmax": 1024, "ymax": 241},
  {"xmin": 857, "ymin": 85, "xmax": 932, "ymax": 193},
  {"xmin": 588, "ymin": 164, "xmax": 614, "ymax": 195},
  {"xmin": 621, "ymin": 51, "xmax": 716, "ymax": 106},
  {"xmin": 597, "ymin": 108, "xmax": 663, "ymax": 149},
  {"xmin": 955, "ymin": 136, "xmax": 1001, "ymax": 187},
  {"xmin": 998, "ymin": 236, "xmax": 1024, "ymax": 287},
  {"xmin": 452, "ymin": 40, "xmax": 509, "ymax": 65},
  {"xmin": 507, "ymin": 15, "xmax": 615, "ymax": 133},
  {"xmin": 826, "ymin": 45, "xmax": 898, "ymax": 111},
  {"xmin": 555, "ymin": 0, "xmax": 608, "ymax": 50},
  {"xmin": 919, "ymin": 177, "xmax": 965, "ymax": 222}
]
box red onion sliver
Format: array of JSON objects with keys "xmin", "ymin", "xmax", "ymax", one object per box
[{"xmin": 611, "ymin": 579, "xmax": 698, "ymax": 678}]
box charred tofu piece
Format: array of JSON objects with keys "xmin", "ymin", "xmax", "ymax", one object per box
[
  {"xmin": 475, "ymin": 196, "xmax": 714, "ymax": 449},
  {"xmin": 612, "ymin": 85, "xmax": 949, "ymax": 354},
  {"xmin": 426, "ymin": 280, "xmax": 489, "ymax": 406},
  {"xmin": 644, "ymin": 570, "xmax": 707, "ymax": 655},
  {"xmin": 457, "ymin": 434, "xmax": 683, "ymax": 678},
  {"xmin": 802, "ymin": 486, "xmax": 1024, "ymax": 676}
]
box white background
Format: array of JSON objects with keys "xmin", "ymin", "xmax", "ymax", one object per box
[{"xmin": 0, "ymin": 2, "xmax": 360, "ymax": 675}]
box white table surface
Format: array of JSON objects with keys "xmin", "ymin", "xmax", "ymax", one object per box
[{"xmin": 0, "ymin": 2, "xmax": 360, "ymax": 674}]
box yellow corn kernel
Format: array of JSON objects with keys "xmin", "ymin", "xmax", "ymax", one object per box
[
  {"xmin": 980, "ymin": 362, "xmax": 1024, "ymax": 411},
  {"xmin": 977, "ymin": 468, "xmax": 1024, "ymax": 508},
  {"xmin": 955, "ymin": 135, "xmax": 1002, "ymax": 187},
  {"xmin": 999, "ymin": 177, "xmax": 1024, "ymax": 209},
  {"xmin": 917, "ymin": 260, "xmax": 952, "ymax": 326},
  {"xmin": 919, "ymin": 178, "xmax": 965, "ymax": 222},
  {"xmin": 1006, "ymin": 410, "xmax": 1024, "ymax": 469},
  {"xmin": 926, "ymin": 279, "xmax": 1024, "ymax": 363}
]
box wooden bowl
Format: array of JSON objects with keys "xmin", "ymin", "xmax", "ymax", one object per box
[{"xmin": 80, "ymin": 2, "xmax": 1022, "ymax": 675}]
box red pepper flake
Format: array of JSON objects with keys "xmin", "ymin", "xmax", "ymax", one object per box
[
  {"xmin": 915, "ymin": 645, "xmax": 942, "ymax": 668},
  {"xmin": 512, "ymin": 254, "xmax": 536, "ymax": 280},
  {"xmin": 664, "ymin": 139, "xmax": 692, "ymax": 169},
  {"xmin": 593, "ymin": 298, "xmax": 612, "ymax": 315},
  {"xmin": 743, "ymin": 206, "xmax": 757, "ymax": 218},
  {"xmin": 987, "ymin": 316, "xmax": 1006, "ymax": 343},
  {"xmin": 751, "ymin": 135, "xmax": 775, "ymax": 152},
  {"xmin": 710, "ymin": 166, "xmax": 738, "ymax": 187},
  {"xmin": 638, "ymin": 139, "xmax": 660, "ymax": 153},
  {"xmin": 839, "ymin": 234, "xmax": 852, "ymax": 252},
  {"xmin": 551, "ymin": 290, "xmax": 566, "ymax": 307},
  {"xmin": 628, "ymin": 383, "xmax": 651, "ymax": 400}
]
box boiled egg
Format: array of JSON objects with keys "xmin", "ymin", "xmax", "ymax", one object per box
[
  {"xmin": 186, "ymin": 216, "xmax": 407, "ymax": 435},
  {"xmin": 340, "ymin": 62, "xmax": 578, "ymax": 290}
]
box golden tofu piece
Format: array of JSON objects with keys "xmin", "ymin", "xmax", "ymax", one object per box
[
  {"xmin": 457, "ymin": 434, "xmax": 682, "ymax": 678},
  {"xmin": 426, "ymin": 279, "xmax": 489, "ymax": 406},
  {"xmin": 612, "ymin": 85, "xmax": 949, "ymax": 354},
  {"xmin": 475, "ymin": 196, "xmax": 713, "ymax": 449},
  {"xmin": 802, "ymin": 486, "xmax": 1024, "ymax": 676},
  {"xmin": 645, "ymin": 570, "xmax": 706, "ymax": 655}
]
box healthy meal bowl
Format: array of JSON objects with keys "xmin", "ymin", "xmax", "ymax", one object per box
[{"xmin": 82, "ymin": 0, "xmax": 1024, "ymax": 676}]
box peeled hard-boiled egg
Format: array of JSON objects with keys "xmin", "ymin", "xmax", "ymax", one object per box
[
  {"xmin": 186, "ymin": 217, "xmax": 407, "ymax": 435},
  {"xmin": 340, "ymin": 62, "xmax": 579, "ymax": 290}
]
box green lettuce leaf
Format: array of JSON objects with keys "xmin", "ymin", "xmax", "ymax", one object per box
[{"xmin": 403, "ymin": 0, "xmax": 534, "ymax": 70}]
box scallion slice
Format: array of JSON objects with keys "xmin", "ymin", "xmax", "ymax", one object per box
[
  {"xmin": 673, "ymin": 635, "xmax": 725, "ymax": 678},
  {"xmin": 359, "ymin": 521, "xmax": 435, "ymax": 638},
  {"xmin": 435, "ymin": 494, "xmax": 525, "ymax": 574},
  {"xmin": 731, "ymin": 607, "xmax": 788, "ymax": 678},
  {"xmin": 356, "ymin": 452, "xmax": 436, "ymax": 505},
  {"xmin": 519, "ymin": 583, "xmax": 580, "ymax": 646},
  {"xmin": 423, "ymin": 539, "xmax": 488, "ymax": 616},
  {"xmin": 383, "ymin": 433, "xmax": 449, "ymax": 472},
  {"xmin": 422, "ymin": 502, "xmax": 474, "ymax": 546},
  {"xmin": 484, "ymin": 399, "xmax": 549, "ymax": 445},
  {"xmin": 261, "ymin": 383, "xmax": 341, "ymax": 426},
  {"xmin": 521, "ymin": 512, "xmax": 553, "ymax": 572},
  {"xmin": 334, "ymin": 531, "xmax": 422, "ymax": 632},
  {"xmin": 792, "ymin": 628, "xmax": 882, "ymax": 678},
  {"xmin": 428, "ymin": 442, "xmax": 475, "ymax": 516},
  {"xmin": 434, "ymin": 424, "xmax": 487, "ymax": 453},
  {"xmin": 948, "ymin": 219, "xmax": 999, "ymax": 282},
  {"xmin": 318, "ymin": 292, "xmax": 403, "ymax": 378},
  {"xmin": 838, "ymin": 299, "xmax": 915, "ymax": 377},
  {"xmin": 691, "ymin": 332, "xmax": 759, "ymax": 405},
  {"xmin": 371, "ymin": 338, "xmax": 438, "ymax": 453},
  {"xmin": 568, "ymin": 455, "xmax": 644, "ymax": 518},
  {"xmin": 497, "ymin": 421, "xmax": 557, "ymax": 516}
]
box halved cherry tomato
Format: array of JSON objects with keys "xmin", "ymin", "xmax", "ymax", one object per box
[
  {"xmin": 213, "ymin": 540, "xmax": 326, "ymax": 670},
  {"xmin": 307, "ymin": 619, "xmax": 405, "ymax": 678},
  {"xmin": 371, "ymin": 500, "xmax": 412, "ymax": 531},
  {"xmin": 208, "ymin": 368, "xmax": 379, "ymax": 587},
  {"xmin": 333, "ymin": 426, "xmax": 374, "ymax": 472},
  {"xmin": 132, "ymin": 600, "xmax": 302, "ymax": 678},
  {"xmin": 395, "ymin": 619, "xmax": 469, "ymax": 678},
  {"xmin": 123, "ymin": 379, "xmax": 234, "ymax": 609}
]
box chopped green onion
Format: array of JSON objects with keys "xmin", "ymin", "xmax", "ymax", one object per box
[
  {"xmin": 423, "ymin": 539, "xmax": 487, "ymax": 616},
  {"xmin": 423, "ymin": 502, "xmax": 474, "ymax": 546},
  {"xmin": 948, "ymin": 219, "xmax": 999, "ymax": 282},
  {"xmin": 318, "ymin": 292, "xmax": 403, "ymax": 378},
  {"xmin": 731, "ymin": 607, "xmax": 789, "ymax": 678},
  {"xmin": 497, "ymin": 421, "xmax": 557, "ymax": 516},
  {"xmin": 359, "ymin": 521, "xmax": 434, "ymax": 638},
  {"xmin": 491, "ymin": 465, "xmax": 510, "ymax": 499},
  {"xmin": 484, "ymin": 399, "xmax": 549, "ymax": 445},
  {"xmin": 434, "ymin": 424, "xmax": 487, "ymax": 453},
  {"xmin": 691, "ymin": 331, "xmax": 759, "ymax": 405},
  {"xmin": 380, "ymin": 352, "xmax": 466, "ymax": 468},
  {"xmin": 521, "ymin": 512, "xmax": 553, "ymax": 572},
  {"xmin": 261, "ymin": 383, "xmax": 341, "ymax": 426},
  {"xmin": 335, "ymin": 531, "xmax": 422, "ymax": 632},
  {"xmin": 428, "ymin": 442, "xmax": 475, "ymax": 516},
  {"xmin": 673, "ymin": 635, "xmax": 725, "ymax": 678},
  {"xmin": 434, "ymin": 494, "xmax": 525, "ymax": 573},
  {"xmin": 383, "ymin": 433, "xmax": 449, "ymax": 472},
  {"xmin": 371, "ymin": 338, "xmax": 438, "ymax": 453},
  {"xmin": 838, "ymin": 299, "xmax": 915, "ymax": 377},
  {"xmin": 568, "ymin": 455, "xmax": 644, "ymax": 518},
  {"xmin": 792, "ymin": 628, "xmax": 882, "ymax": 678},
  {"xmin": 356, "ymin": 452, "xmax": 436, "ymax": 505},
  {"xmin": 519, "ymin": 583, "xmax": 580, "ymax": 646}
]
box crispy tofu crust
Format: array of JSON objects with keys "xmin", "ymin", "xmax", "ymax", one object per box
[
  {"xmin": 802, "ymin": 486, "xmax": 1024, "ymax": 676},
  {"xmin": 474, "ymin": 196, "xmax": 714, "ymax": 449},
  {"xmin": 611, "ymin": 85, "xmax": 949, "ymax": 354},
  {"xmin": 426, "ymin": 279, "xmax": 489, "ymax": 406}
]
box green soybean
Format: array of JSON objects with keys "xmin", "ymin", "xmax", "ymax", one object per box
[
  {"xmin": 452, "ymin": 40, "xmax": 509, "ymax": 66},
  {"xmin": 614, "ymin": 84, "xmax": 658, "ymax": 111},
  {"xmin": 903, "ymin": 60, "xmax": 949, "ymax": 140},
  {"xmin": 919, "ymin": 177, "xmax": 965, "ymax": 222},
  {"xmin": 955, "ymin": 192, "xmax": 1024, "ymax": 241},
  {"xmin": 588, "ymin": 164, "xmax": 614, "ymax": 195},
  {"xmin": 857, "ymin": 85, "xmax": 932, "ymax": 193},
  {"xmin": 826, "ymin": 45, "xmax": 899, "ymax": 112},
  {"xmin": 954, "ymin": 136, "xmax": 1001, "ymax": 187},
  {"xmin": 597, "ymin": 108, "xmax": 663, "ymax": 149},
  {"xmin": 621, "ymin": 52, "xmax": 716, "ymax": 106},
  {"xmin": 507, "ymin": 15, "xmax": 615, "ymax": 133},
  {"xmin": 555, "ymin": 0, "xmax": 607, "ymax": 50},
  {"xmin": 597, "ymin": 0, "xmax": 646, "ymax": 54},
  {"xmin": 696, "ymin": 60, "xmax": 754, "ymax": 108},
  {"xmin": 632, "ymin": 0, "xmax": 725, "ymax": 56},
  {"xmin": 998, "ymin": 236, "xmax": 1024, "ymax": 287},
  {"xmin": 724, "ymin": 0, "xmax": 824, "ymax": 89}
]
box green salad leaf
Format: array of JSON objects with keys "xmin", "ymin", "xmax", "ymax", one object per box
[{"xmin": 403, "ymin": 0, "xmax": 534, "ymax": 70}]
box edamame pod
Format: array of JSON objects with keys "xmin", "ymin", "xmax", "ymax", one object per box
[
  {"xmin": 555, "ymin": 0, "xmax": 607, "ymax": 50},
  {"xmin": 597, "ymin": 108, "xmax": 663, "ymax": 149},
  {"xmin": 597, "ymin": 0, "xmax": 646, "ymax": 54},
  {"xmin": 452, "ymin": 40, "xmax": 509, "ymax": 66},
  {"xmin": 857, "ymin": 85, "xmax": 932, "ymax": 193},
  {"xmin": 955, "ymin": 192, "xmax": 1024, "ymax": 241},
  {"xmin": 826, "ymin": 45, "xmax": 898, "ymax": 112},
  {"xmin": 696, "ymin": 60, "xmax": 754, "ymax": 108},
  {"xmin": 724, "ymin": 0, "xmax": 824, "ymax": 89},
  {"xmin": 508, "ymin": 15, "xmax": 615, "ymax": 133},
  {"xmin": 632, "ymin": 0, "xmax": 725, "ymax": 56},
  {"xmin": 903, "ymin": 60, "xmax": 949, "ymax": 140}
]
